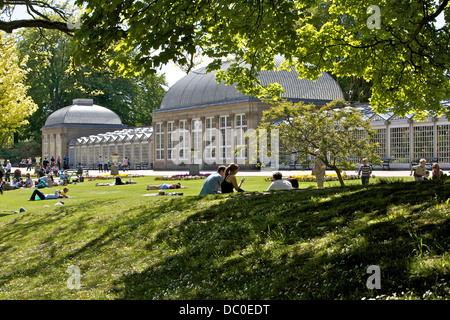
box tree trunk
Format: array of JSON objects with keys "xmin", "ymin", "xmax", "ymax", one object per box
[{"xmin": 334, "ymin": 168, "xmax": 346, "ymax": 187}]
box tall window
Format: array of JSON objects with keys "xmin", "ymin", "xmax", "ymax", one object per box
[
  {"xmin": 390, "ymin": 127, "xmax": 410, "ymax": 163},
  {"xmin": 76, "ymin": 146, "xmax": 81, "ymax": 164},
  {"xmin": 56, "ymin": 135, "xmax": 62, "ymax": 158},
  {"xmin": 107, "ymin": 145, "xmax": 115, "ymax": 161},
  {"xmin": 81, "ymin": 146, "xmax": 87, "ymax": 165},
  {"xmin": 125, "ymin": 144, "xmax": 132, "ymax": 163},
  {"xmin": 95, "ymin": 146, "xmax": 101, "ymax": 162},
  {"xmin": 43, "ymin": 136, "xmax": 49, "ymax": 158},
  {"xmin": 133, "ymin": 143, "xmax": 141, "ymax": 164},
  {"xmin": 220, "ymin": 115, "xmax": 232, "ymax": 161},
  {"xmin": 235, "ymin": 114, "xmax": 248, "ymax": 162},
  {"xmin": 142, "ymin": 142, "xmax": 149, "ymax": 163},
  {"xmin": 205, "ymin": 117, "xmax": 216, "ymax": 163},
  {"xmin": 178, "ymin": 120, "xmax": 189, "ymax": 162},
  {"xmin": 372, "ymin": 128, "xmax": 387, "ymax": 159},
  {"xmin": 155, "ymin": 122, "xmax": 164, "ymax": 160},
  {"xmin": 437, "ymin": 125, "xmax": 450, "ymax": 162},
  {"xmin": 88, "ymin": 146, "xmax": 95, "ymax": 164},
  {"xmin": 117, "ymin": 144, "xmax": 124, "ymax": 160},
  {"xmin": 345, "ymin": 129, "xmax": 368, "ymax": 164},
  {"xmin": 50, "ymin": 135, "xmax": 55, "ymax": 158},
  {"xmin": 68, "ymin": 147, "xmax": 75, "ymax": 168},
  {"xmin": 192, "ymin": 119, "xmax": 202, "ymax": 164},
  {"xmin": 167, "ymin": 121, "xmax": 175, "ymax": 161},
  {"xmin": 413, "ymin": 125, "xmax": 434, "ymax": 160}
]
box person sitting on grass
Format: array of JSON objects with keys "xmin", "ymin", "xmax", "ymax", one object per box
[
  {"xmin": 29, "ymin": 187, "xmax": 70, "ymax": 201},
  {"xmin": 0, "ymin": 180, "xmax": 15, "ymax": 191},
  {"xmin": 35, "ymin": 176, "xmax": 48, "ymax": 188},
  {"xmin": 410, "ymin": 158, "xmax": 427, "ymax": 181},
  {"xmin": 199, "ymin": 165, "xmax": 226, "ymax": 195},
  {"xmin": 59, "ymin": 170, "xmax": 70, "ymax": 185},
  {"xmin": 221, "ymin": 163, "xmax": 245, "ymax": 193},
  {"xmin": 267, "ymin": 172, "xmax": 293, "ymax": 191},
  {"xmin": 288, "ymin": 178, "xmax": 299, "ymax": 189},
  {"xmin": 431, "ymin": 163, "xmax": 444, "ymax": 180},
  {"xmin": 146, "ymin": 182, "xmax": 187, "ymax": 190},
  {"xmin": 23, "ymin": 173, "xmax": 34, "ymax": 188}
]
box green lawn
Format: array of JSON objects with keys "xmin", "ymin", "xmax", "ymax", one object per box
[{"xmin": 0, "ymin": 175, "xmax": 448, "ymax": 299}]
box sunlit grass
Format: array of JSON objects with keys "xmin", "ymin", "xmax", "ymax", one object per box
[{"xmin": 0, "ymin": 175, "xmax": 448, "ymax": 299}]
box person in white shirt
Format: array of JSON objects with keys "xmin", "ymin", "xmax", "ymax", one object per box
[
  {"xmin": 267, "ymin": 172, "xmax": 294, "ymax": 191},
  {"xmin": 4, "ymin": 160, "xmax": 12, "ymax": 182}
]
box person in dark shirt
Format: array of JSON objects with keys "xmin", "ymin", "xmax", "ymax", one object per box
[
  {"xmin": 221, "ymin": 163, "xmax": 245, "ymax": 193},
  {"xmin": 358, "ymin": 158, "xmax": 372, "ymax": 185}
]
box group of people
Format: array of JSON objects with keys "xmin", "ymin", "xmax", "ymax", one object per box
[
  {"xmin": 199, "ymin": 163, "xmax": 299, "ymax": 195},
  {"xmin": 0, "ymin": 172, "xmax": 34, "ymax": 194},
  {"xmin": 410, "ymin": 159, "xmax": 444, "ymax": 181},
  {"xmin": 28, "ymin": 155, "xmax": 71, "ymax": 178},
  {"xmin": 1, "ymin": 161, "xmax": 33, "ymax": 194},
  {"xmin": 357, "ymin": 157, "xmax": 445, "ymax": 185},
  {"xmin": 199, "ymin": 163, "xmax": 243, "ymax": 195},
  {"xmin": 0, "ymin": 163, "xmax": 71, "ymax": 199},
  {"xmin": 97, "ymin": 156, "xmax": 130, "ymax": 172},
  {"xmin": 2, "ymin": 152, "xmax": 448, "ymax": 201}
]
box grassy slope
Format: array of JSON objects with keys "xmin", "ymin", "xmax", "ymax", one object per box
[{"xmin": 0, "ymin": 176, "xmax": 448, "ymax": 299}]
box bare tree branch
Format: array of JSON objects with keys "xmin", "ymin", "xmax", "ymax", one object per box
[
  {"xmin": 0, "ymin": 18, "xmax": 72, "ymax": 33},
  {"xmin": 0, "ymin": 0, "xmax": 72, "ymax": 33}
]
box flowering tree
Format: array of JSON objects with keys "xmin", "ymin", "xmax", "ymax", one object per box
[
  {"xmin": 258, "ymin": 100, "xmax": 382, "ymax": 187},
  {"xmin": 0, "ymin": 33, "xmax": 38, "ymax": 149}
]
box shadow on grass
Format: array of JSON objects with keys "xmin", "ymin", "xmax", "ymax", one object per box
[
  {"xmin": 0, "ymin": 180, "xmax": 448, "ymax": 299},
  {"xmin": 0, "ymin": 196, "xmax": 210, "ymax": 290},
  {"xmin": 113, "ymin": 180, "xmax": 450, "ymax": 299}
]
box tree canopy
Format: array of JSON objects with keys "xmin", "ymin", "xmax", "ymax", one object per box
[
  {"xmin": 1, "ymin": 1, "xmax": 449, "ymax": 116},
  {"xmin": 71, "ymin": 0, "xmax": 449, "ymax": 116},
  {"xmin": 0, "ymin": 32, "xmax": 38, "ymax": 149}
]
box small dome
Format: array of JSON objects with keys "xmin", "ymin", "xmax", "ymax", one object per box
[
  {"xmin": 43, "ymin": 99, "xmax": 123, "ymax": 128},
  {"xmin": 160, "ymin": 56, "xmax": 344, "ymax": 111}
]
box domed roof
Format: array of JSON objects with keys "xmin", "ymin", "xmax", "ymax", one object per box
[
  {"xmin": 159, "ymin": 56, "xmax": 344, "ymax": 111},
  {"xmin": 43, "ymin": 99, "xmax": 123, "ymax": 128}
]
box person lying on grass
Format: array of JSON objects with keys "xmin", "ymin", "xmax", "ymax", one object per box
[
  {"xmin": 146, "ymin": 182, "xmax": 187, "ymax": 190},
  {"xmin": 28, "ymin": 187, "xmax": 70, "ymax": 201},
  {"xmin": 96, "ymin": 177, "xmax": 137, "ymax": 186}
]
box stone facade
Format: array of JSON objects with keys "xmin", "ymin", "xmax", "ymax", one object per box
[{"xmin": 151, "ymin": 57, "xmax": 345, "ymax": 170}]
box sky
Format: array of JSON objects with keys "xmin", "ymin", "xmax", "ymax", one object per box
[
  {"xmin": 158, "ymin": 59, "xmax": 212, "ymax": 89},
  {"xmin": 159, "ymin": 62, "xmax": 188, "ymax": 89}
]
